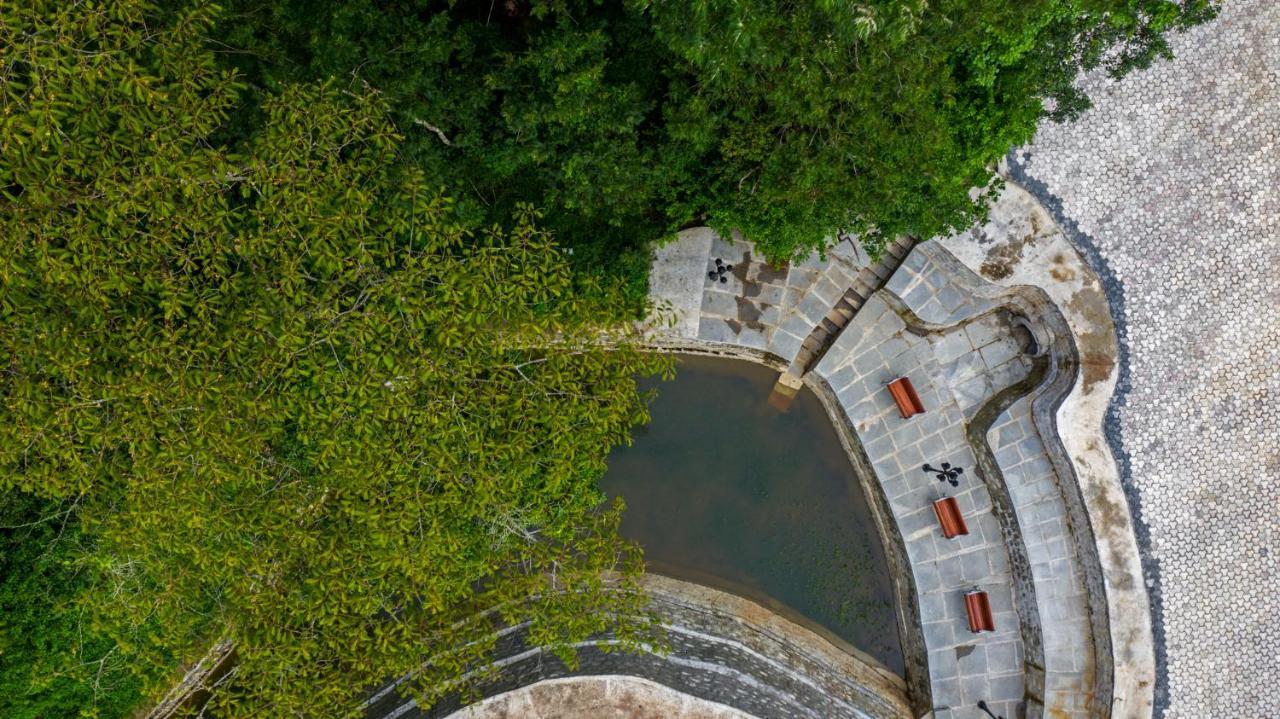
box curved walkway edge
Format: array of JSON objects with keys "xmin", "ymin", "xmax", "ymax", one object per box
[
  {"xmin": 393, "ymin": 574, "xmax": 914, "ymax": 719},
  {"xmin": 939, "ymin": 181, "xmax": 1155, "ymax": 719}
]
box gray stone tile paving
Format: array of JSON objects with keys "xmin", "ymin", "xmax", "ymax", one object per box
[
  {"xmin": 655, "ymin": 221, "xmax": 1105, "ymax": 711},
  {"xmin": 885, "ymin": 250, "xmax": 1000, "ymax": 327},
  {"xmin": 1008, "ymin": 1, "xmax": 1280, "ymax": 714},
  {"xmin": 931, "ymin": 314, "xmax": 1033, "ymax": 422},
  {"xmin": 648, "ymin": 230, "xmax": 868, "ymax": 363},
  {"xmin": 817, "ymin": 244, "xmax": 1106, "ymax": 717},
  {"xmin": 446, "ymin": 676, "xmax": 756, "ymax": 719},
  {"xmin": 988, "ymin": 398, "xmax": 1095, "ymax": 714},
  {"xmin": 816, "ymin": 289, "xmax": 1033, "ymax": 717}
]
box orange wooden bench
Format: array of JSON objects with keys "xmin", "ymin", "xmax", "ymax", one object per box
[
  {"xmin": 964, "ymin": 590, "xmax": 995, "ymax": 633},
  {"xmin": 932, "ymin": 497, "xmax": 968, "ymax": 539},
  {"xmin": 887, "ymin": 377, "xmax": 925, "ymax": 419}
]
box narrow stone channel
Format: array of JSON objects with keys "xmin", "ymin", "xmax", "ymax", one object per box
[{"xmin": 602, "ymin": 354, "xmax": 904, "ymax": 673}]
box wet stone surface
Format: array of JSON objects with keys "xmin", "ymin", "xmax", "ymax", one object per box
[{"xmin": 370, "ymin": 578, "xmax": 911, "ymax": 719}]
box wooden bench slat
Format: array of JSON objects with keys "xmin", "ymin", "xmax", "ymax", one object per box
[
  {"xmin": 964, "ymin": 590, "xmax": 995, "ymax": 633},
  {"xmin": 932, "ymin": 496, "xmax": 969, "ymax": 539},
  {"xmin": 887, "ymin": 376, "xmax": 926, "ymax": 419}
]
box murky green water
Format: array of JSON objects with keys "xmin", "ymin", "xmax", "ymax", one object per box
[{"xmin": 602, "ymin": 354, "xmax": 903, "ymax": 673}]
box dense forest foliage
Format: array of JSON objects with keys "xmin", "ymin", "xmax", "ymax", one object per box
[
  {"xmin": 0, "ymin": 0, "xmax": 1211, "ymax": 717},
  {"xmin": 214, "ymin": 0, "xmax": 1213, "ymax": 303},
  {"xmin": 1, "ymin": 494, "xmax": 144, "ymax": 719},
  {"xmin": 2, "ymin": 3, "xmax": 664, "ymax": 717}
]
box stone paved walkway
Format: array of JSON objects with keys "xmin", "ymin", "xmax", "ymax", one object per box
[
  {"xmin": 1007, "ymin": 1, "xmax": 1280, "ymax": 714},
  {"xmin": 815, "ymin": 287, "xmax": 1026, "ymax": 719},
  {"xmin": 648, "ymin": 227, "xmax": 868, "ymax": 363}
]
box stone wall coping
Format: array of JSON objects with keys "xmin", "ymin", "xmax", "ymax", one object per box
[{"xmin": 445, "ymin": 675, "xmax": 756, "ymax": 719}]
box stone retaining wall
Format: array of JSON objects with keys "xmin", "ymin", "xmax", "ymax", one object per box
[
  {"xmin": 364, "ymin": 575, "xmax": 912, "ymax": 719},
  {"xmin": 940, "ymin": 181, "xmax": 1152, "ymax": 716},
  {"xmin": 447, "ymin": 676, "xmax": 755, "ymax": 719}
]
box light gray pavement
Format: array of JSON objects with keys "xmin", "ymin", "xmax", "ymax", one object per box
[
  {"xmin": 814, "ymin": 288, "xmax": 1026, "ymax": 719},
  {"xmin": 1002, "ymin": 1, "xmax": 1280, "ymax": 714},
  {"xmin": 648, "ymin": 227, "xmax": 868, "ymax": 362},
  {"xmin": 986, "ymin": 398, "xmax": 1097, "ymax": 716},
  {"xmin": 939, "ymin": 182, "xmax": 1151, "ymax": 719},
  {"xmin": 818, "ymin": 243, "xmax": 1106, "ymax": 719},
  {"xmin": 446, "ymin": 676, "xmax": 755, "ymax": 719}
]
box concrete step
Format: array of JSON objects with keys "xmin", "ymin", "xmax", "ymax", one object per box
[
  {"xmin": 884, "ymin": 240, "xmax": 908, "ymax": 261},
  {"xmin": 768, "ymin": 370, "xmax": 804, "ymax": 410},
  {"xmin": 784, "ymin": 236, "xmax": 919, "ymax": 381},
  {"xmin": 868, "ymin": 262, "xmax": 893, "ymax": 282},
  {"xmin": 852, "ymin": 275, "xmax": 877, "ymax": 298}
]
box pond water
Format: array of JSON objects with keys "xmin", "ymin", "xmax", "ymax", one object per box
[{"xmin": 601, "ymin": 354, "xmax": 903, "ymax": 673}]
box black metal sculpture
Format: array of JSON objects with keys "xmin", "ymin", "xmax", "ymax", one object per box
[
  {"xmin": 708, "ymin": 257, "xmax": 734, "ymax": 283},
  {"xmin": 977, "ymin": 700, "xmax": 1005, "ymax": 719},
  {"xmin": 922, "ymin": 462, "xmax": 964, "ymax": 487}
]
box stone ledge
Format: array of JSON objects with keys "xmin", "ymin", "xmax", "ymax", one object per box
[
  {"xmin": 884, "ymin": 241, "xmax": 1112, "ymax": 718},
  {"xmin": 447, "ymin": 676, "xmax": 754, "ymax": 719},
  {"xmin": 643, "ymin": 211, "xmax": 1129, "ymax": 718}
]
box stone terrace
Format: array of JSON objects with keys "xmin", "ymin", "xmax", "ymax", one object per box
[
  {"xmin": 648, "ymin": 227, "xmax": 868, "ymax": 363},
  {"xmin": 815, "ymin": 244, "xmax": 1104, "ymax": 718},
  {"xmin": 816, "ymin": 289, "xmax": 1027, "ymax": 718},
  {"xmin": 648, "ymin": 230, "xmax": 1111, "ymax": 717}
]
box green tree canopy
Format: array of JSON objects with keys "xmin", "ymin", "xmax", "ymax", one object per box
[
  {"xmin": 214, "ymin": 0, "xmax": 1214, "ymax": 275},
  {"xmin": 1, "ymin": 2, "xmax": 666, "ymax": 716}
]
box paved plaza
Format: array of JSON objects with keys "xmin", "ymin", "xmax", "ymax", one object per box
[{"xmin": 1010, "ymin": 1, "xmax": 1280, "ymax": 714}]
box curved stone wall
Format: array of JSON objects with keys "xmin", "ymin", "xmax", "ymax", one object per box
[
  {"xmin": 364, "ymin": 575, "xmax": 911, "ymax": 719},
  {"xmin": 362, "ymin": 188, "xmax": 1137, "ymax": 719},
  {"xmin": 940, "ymin": 181, "xmax": 1153, "ymax": 715},
  {"xmin": 446, "ymin": 676, "xmax": 756, "ymax": 718}
]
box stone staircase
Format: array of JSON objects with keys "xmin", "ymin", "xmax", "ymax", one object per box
[{"xmin": 771, "ymin": 235, "xmax": 918, "ymax": 402}]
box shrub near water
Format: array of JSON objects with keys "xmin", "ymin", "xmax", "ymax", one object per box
[
  {"xmin": 0, "ymin": 494, "xmax": 142, "ymax": 719},
  {"xmin": 0, "ymin": 0, "xmax": 1214, "ymax": 716}
]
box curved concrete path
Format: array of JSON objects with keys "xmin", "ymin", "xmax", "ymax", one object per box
[
  {"xmin": 446, "ymin": 676, "xmax": 755, "ymax": 719},
  {"xmin": 941, "ymin": 182, "xmax": 1152, "ymax": 718},
  {"xmin": 366, "ymin": 575, "xmax": 911, "ymax": 719}
]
